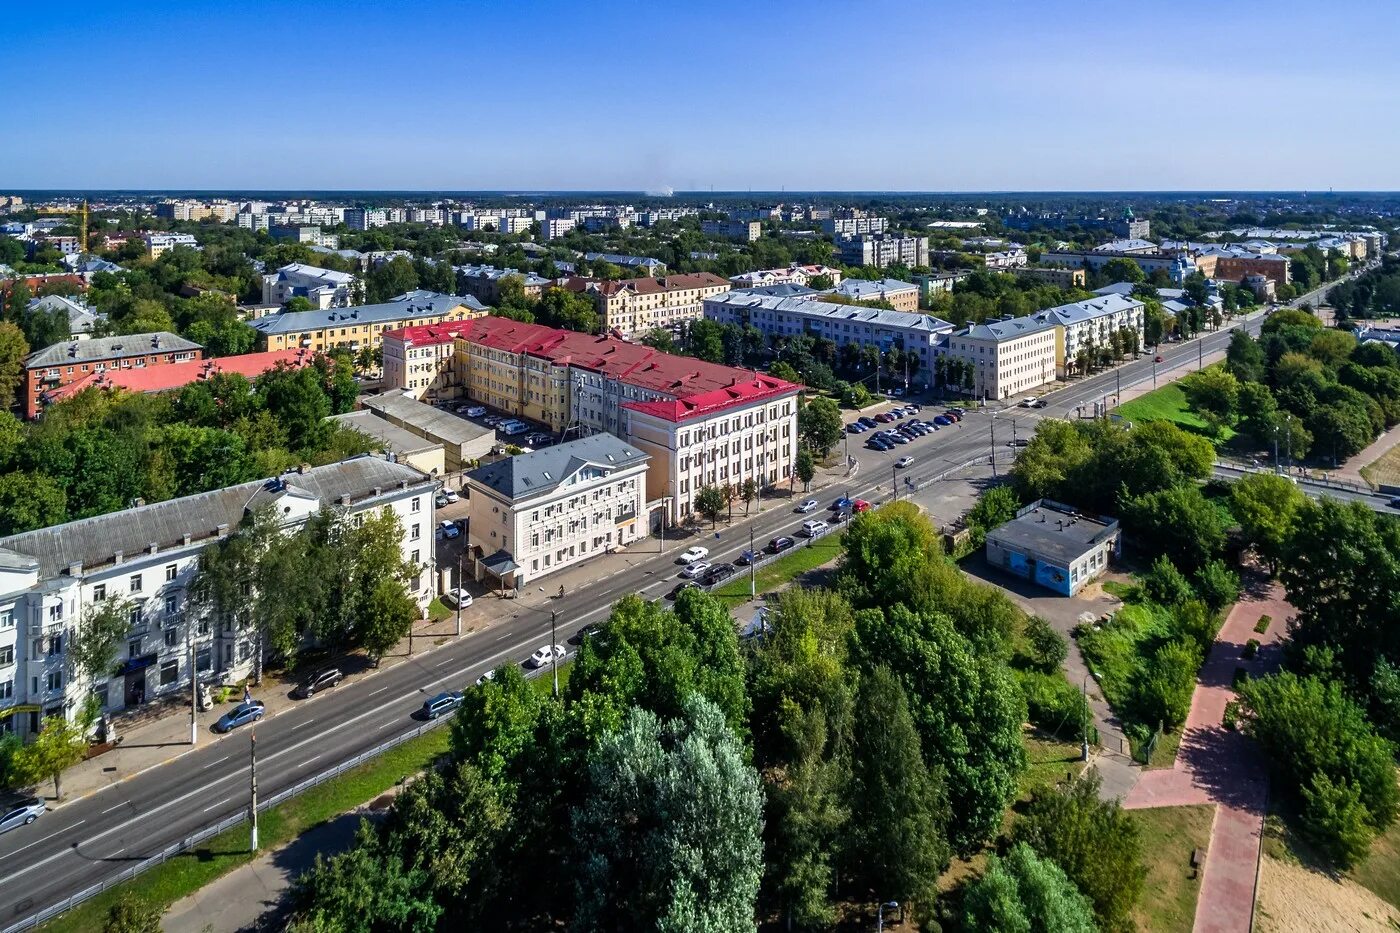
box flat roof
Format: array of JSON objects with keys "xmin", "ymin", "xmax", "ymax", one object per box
[
  {"xmin": 329, "ymin": 410, "xmax": 443, "ymax": 457},
  {"xmin": 358, "ymin": 392, "xmax": 495, "ymax": 447},
  {"xmin": 987, "ymin": 500, "xmax": 1118, "ymax": 566}
]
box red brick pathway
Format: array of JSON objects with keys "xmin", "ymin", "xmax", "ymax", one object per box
[{"xmin": 1124, "ymin": 575, "xmax": 1290, "ymax": 933}]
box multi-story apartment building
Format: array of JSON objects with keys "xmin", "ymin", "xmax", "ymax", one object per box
[
  {"xmin": 704, "ymin": 291, "xmax": 953, "ymax": 386},
  {"xmin": 270, "ymin": 225, "xmax": 339, "ymax": 248},
  {"xmin": 729, "ymin": 264, "xmax": 843, "ymax": 289},
  {"xmin": 823, "ymin": 211, "xmax": 889, "ymax": 237},
  {"xmin": 143, "ymin": 233, "xmax": 200, "ymax": 259},
  {"xmin": 540, "ymin": 217, "xmax": 576, "ymax": 240},
  {"xmin": 701, "ymin": 219, "xmax": 762, "ymax": 242},
  {"xmin": 982, "ymin": 248, "xmax": 1028, "ymax": 270},
  {"xmin": 261, "ymin": 262, "xmax": 358, "ymax": 309},
  {"xmin": 940, "ymin": 316, "xmax": 1060, "ymax": 400},
  {"xmin": 581, "ymin": 253, "xmax": 667, "ymax": 276},
  {"xmin": 825, "ymin": 277, "xmax": 920, "ymax": 311},
  {"xmin": 1023, "ymin": 294, "xmax": 1144, "ymax": 377},
  {"xmin": 1016, "ymin": 266, "xmax": 1086, "ymax": 288},
  {"xmin": 464, "ymin": 434, "xmax": 649, "ymax": 587},
  {"xmin": 456, "ymin": 265, "xmax": 552, "ymax": 304},
  {"xmin": 914, "ymin": 270, "xmax": 972, "ymax": 300},
  {"xmin": 0, "ymin": 457, "xmax": 436, "ymax": 739},
  {"xmin": 381, "ymin": 322, "xmax": 469, "ymax": 401},
  {"xmin": 22, "ymin": 332, "xmax": 203, "ymax": 419},
  {"xmin": 236, "ymin": 210, "xmax": 270, "ymax": 232},
  {"xmin": 407, "ymin": 208, "xmax": 444, "ymax": 225},
  {"xmin": 43, "ymin": 348, "xmax": 312, "ymax": 406},
  {"xmin": 838, "ymin": 233, "xmax": 930, "ymax": 268},
  {"xmin": 1040, "ymin": 248, "xmax": 1197, "ymax": 283},
  {"xmin": 555, "ymin": 272, "xmax": 731, "ymax": 338},
  {"xmin": 251, "ymin": 291, "xmax": 486, "ymax": 354},
  {"xmin": 344, "ymin": 208, "xmax": 389, "ymax": 230}
]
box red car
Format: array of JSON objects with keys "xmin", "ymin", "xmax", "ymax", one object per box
[
  {"xmin": 875, "ymin": 412, "xmax": 896, "ymax": 423},
  {"xmin": 852, "ymin": 499, "xmax": 871, "ymax": 513},
  {"xmin": 1154, "ymin": 355, "xmax": 1164, "ymax": 363}
]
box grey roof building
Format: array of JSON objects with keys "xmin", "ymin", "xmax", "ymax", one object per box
[
  {"xmin": 24, "ymin": 331, "xmax": 199, "ymax": 368},
  {"xmin": 27, "ymin": 295, "xmax": 102, "ymax": 336},
  {"xmin": 357, "ymin": 391, "xmax": 496, "ymax": 472},
  {"xmin": 466, "ymin": 434, "xmax": 648, "ymax": 501},
  {"xmin": 985, "ymin": 499, "xmax": 1121, "ymax": 596},
  {"xmin": 249, "ymin": 290, "xmax": 486, "ymax": 338}
]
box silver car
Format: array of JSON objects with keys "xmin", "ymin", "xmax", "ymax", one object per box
[{"xmin": 0, "ymin": 796, "xmax": 45, "ymax": 834}]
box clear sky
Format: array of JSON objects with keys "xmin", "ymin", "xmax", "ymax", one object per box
[{"xmin": 5, "ymin": 0, "xmax": 1398, "ymax": 191}]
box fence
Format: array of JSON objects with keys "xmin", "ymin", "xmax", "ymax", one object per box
[{"xmin": 1, "ymin": 712, "xmax": 459, "ymax": 933}]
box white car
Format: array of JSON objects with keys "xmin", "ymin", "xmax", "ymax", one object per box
[
  {"xmin": 795, "ymin": 499, "xmax": 819, "ymax": 513},
  {"xmin": 680, "ymin": 561, "xmax": 712, "ymax": 579},
  {"xmin": 443, "ymin": 587, "xmax": 473, "ymax": 609},
  {"xmin": 527, "ymin": 644, "xmax": 566, "ymax": 669},
  {"xmin": 1019, "ymin": 396, "xmax": 1040, "ymax": 408},
  {"xmin": 801, "ymin": 519, "xmax": 829, "ymax": 537},
  {"xmin": 678, "ymin": 546, "xmax": 710, "ymax": 564},
  {"xmin": 896, "ymin": 456, "xmax": 914, "ymax": 468},
  {"xmin": 475, "ymin": 668, "xmax": 497, "ymax": 687},
  {"xmin": 438, "ymin": 519, "xmax": 460, "ymax": 539},
  {"xmin": 465, "ymin": 406, "xmax": 487, "ymax": 417},
  {"xmin": 440, "ymin": 489, "xmax": 459, "ymax": 503}
]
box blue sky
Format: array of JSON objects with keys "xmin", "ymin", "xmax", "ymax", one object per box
[{"xmin": 5, "ymin": 0, "xmax": 1398, "ymax": 191}]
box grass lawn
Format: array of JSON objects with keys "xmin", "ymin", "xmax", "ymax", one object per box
[
  {"xmin": 1145, "ymin": 726, "xmax": 1185, "ymax": 770},
  {"xmin": 1360, "ymin": 443, "xmax": 1400, "ymax": 490},
  {"xmin": 708, "ymin": 536, "xmax": 843, "ymax": 605},
  {"xmin": 1102, "ymin": 579, "xmax": 1137, "ymax": 600},
  {"xmin": 1116, "ymin": 381, "xmax": 1235, "ymax": 444},
  {"xmin": 425, "ymin": 597, "xmax": 452, "ymax": 621},
  {"xmin": 1018, "ymin": 730, "xmax": 1086, "ymax": 801},
  {"xmin": 1130, "ymin": 804, "xmax": 1216, "ymax": 933},
  {"xmin": 1263, "ymin": 794, "xmax": 1400, "ymax": 913},
  {"xmin": 40, "ymin": 726, "xmax": 452, "ymax": 933}
]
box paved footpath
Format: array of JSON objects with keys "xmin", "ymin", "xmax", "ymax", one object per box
[{"xmin": 1124, "ymin": 575, "xmax": 1290, "ymax": 933}]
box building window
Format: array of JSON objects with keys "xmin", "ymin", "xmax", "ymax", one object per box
[
  {"xmin": 0, "ymin": 679, "xmax": 10, "ymax": 701},
  {"xmin": 130, "ymin": 574, "xmax": 143, "ymax": 593},
  {"xmin": 93, "ymin": 584, "xmax": 106, "ymax": 602},
  {"xmin": 0, "ymin": 645, "xmax": 12, "ymax": 666},
  {"xmin": 165, "ymin": 563, "xmax": 178, "ymax": 582},
  {"xmin": 165, "ymin": 594, "xmax": 178, "ymax": 616},
  {"xmin": 164, "ymin": 628, "xmax": 178, "ymax": 648},
  {"xmin": 45, "ymin": 670, "xmax": 62, "ymax": 692},
  {"xmin": 128, "ymin": 638, "xmax": 142, "ymax": 659},
  {"xmin": 411, "ymin": 497, "xmax": 421, "ymax": 513},
  {"xmin": 159, "ymin": 659, "xmax": 178, "ymax": 687},
  {"xmin": 47, "ymin": 636, "xmax": 62, "ymax": 656},
  {"xmin": 411, "ymin": 523, "xmax": 421, "ymax": 540}
]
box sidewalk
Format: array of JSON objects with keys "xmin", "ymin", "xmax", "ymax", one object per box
[
  {"xmin": 47, "ymin": 454, "xmax": 856, "ymax": 808},
  {"xmin": 1335, "ymin": 426, "xmax": 1400, "ymax": 488},
  {"xmin": 1124, "ymin": 571, "xmax": 1290, "ymax": 933}
]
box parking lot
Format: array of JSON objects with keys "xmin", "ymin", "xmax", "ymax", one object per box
[{"xmin": 430, "ymin": 399, "xmax": 560, "ymax": 452}]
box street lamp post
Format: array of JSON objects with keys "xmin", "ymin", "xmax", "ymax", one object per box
[
  {"xmin": 249, "ymin": 730, "xmax": 259, "ymax": 853},
  {"xmin": 749, "ymin": 525, "xmax": 756, "ymax": 599},
  {"xmin": 188, "ymin": 623, "xmax": 197, "ymax": 746},
  {"xmin": 550, "ymin": 609, "xmax": 559, "ymax": 699},
  {"xmin": 990, "ymin": 413, "xmax": 997, "ymax": 476},
  {"xmin": 891, "ymin": 462, "xmax": 897, "ymax": 503},
  {"xmin": 876, "ymin": 901, "xmax": 899, "ymax": 933},
  {"xmin": 455, "ymin": 552, "xmax": 463, "ymax": 637}
]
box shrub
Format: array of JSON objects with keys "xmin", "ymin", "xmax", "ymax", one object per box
[
  {"xmin": 1133, "ymin": 638, "xmax": 1201, "ymax": 731},
  {"xmin": 1019, "ymin": 671, "xmax": 1091, "ymax": 740},
  {"xmin": 1141, "ymin": 555, "xmax": 1194, "ymax": 607},
  {"xmin": 1222, "ymin": 699, "xmax": 1240, "ymax": 730},
  {"xmin": 1173, "ymin": 599, "xmax": 1222, "ymax": 655},
  {"xmin": 962, "ymin": 842, "xmax": 1096, "ymax": 933},
  {"xmin": 1194, "ymin": 559, "xmax": 1241, "ymax": 614},
  {"xmin": 1299, "ymin": 772, "xmax": 1379, "ymax": 869},
  {"xmin": 1243, "ymin": 639, "xmax": 1260, "ymax": 660},
  {"xmin": 1254, "ymin": 615, "xmax": 1272, "ymax": 635},
  {"xmin": 1022, "ymin": 616, "xmax": 1068, "ymax": 674}
]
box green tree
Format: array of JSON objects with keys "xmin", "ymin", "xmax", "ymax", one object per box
[
  {"xmin": 1140, "ymin": 554, "xmax": 1194, "ymax": 607},
  {"xmin": 685, "ymin": 318, "xmax": 726, "ymax": 363},
  {"xmin": 288, "ymin": 822, "xmax": 441, "ymax": 933},
  {"xmin": 768, "ymin": 360, "xmax": 800, "ymax": 383},
  {"xmin": 1226, "ymin": 330, "xmax": 1267, "ymax": 383},
  {"xmin": 1015, "ymin": 771, "xmax": 1146, "ymax": 931},
  {"xmin": 1193, "ymin": 559, "xmax": 1241, "ymax": 614},
  {"xmin": 365, "ymin": 256, "xmax": 419, "ymax": 303},
  {"xmin": 1124, "ymin": 484, "xmax": 1224, "ymax": 570},
  {"xmin": 847, "ymin": 666, "xmax": 950, "ymax": 913},
  {"xmin": 795, "ymin": 448, "xmax": 816, "ymax": 491},
  {"xmin": 1134, "ymin": 638, "xmax": 1201, "ymax": 731},
  {"xmin": 18, "ymin": 714, "xmax": 91, "ymax": 801},
  {"xmin": 360, "ymin": 576, "xmax": 417, "ymax": 661},
  {"xmin": 1179, "ymin": 366, "xmax": 1239, "ymax": 436},
  {"xmin": 0, "ymin": 321, "xmax": 28, "ymax": 409},
  {"xmin": 450, "ymin": 664, "xmax": 545, "ymax": 786},
  {"xmin": 797, "ymin": 396, "xmax": 843, "ymax": 457},
  {"xmin": 0, "ymin": 471, "xmax": 67, "ymax": 535},
  {"xmin": 1021, "ymin": 616, "xmax": 1068, "ymax": 674},
  {"xmin": 1011, "ymin": 419, "xmax": 1093, "ymax": 502},
  {"xmin": 962, "ymin": 842, "xmax": 1098, "ymax": 933},
  {"xmin": 966, "ymin": 484, "xmax": 1020, "ymax": 546},
  {"xmin": 67, "ymin": 598, "xmax": 136, "ymax": 683},
  {"xmin": 570, "ymin": 697, "xmax": 764, "ymax": 933},
  {"xmin": 739, "ymin": 477, "xmax": 757, "ymax": 515},
  {"xmin": 694, "ymin": 483, "xmax": 726, "ymax": 528}
]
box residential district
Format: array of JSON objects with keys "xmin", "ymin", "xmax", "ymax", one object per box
[{"xmin": 1, "ymin": 189, "xmax": 1399, "ymax": 933}]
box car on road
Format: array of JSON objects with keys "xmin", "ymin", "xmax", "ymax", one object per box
[
  {"xmin": 214, "ymin": 700, "xmax": 265, "ymax": 733},
  {"xmin": 795, "ymin": 499, "xmax": 818, "ymax": 513},
  {"xmin": 852, "ymin": 499, "xmax": 871, "ymax": 513},
  {"xmin": 1154, "ymin": 354, "xmax": 1164, "ymax": 363},
  {"xmin": 668, "ymin": 580, "xmax": 701, "ymax": 599},
  {"xmin": 830, "ymin": 496, "xmax": 853, "ymax": 511},
  {"xmin": 527, "ymin": 645, "xmax": 566, "ymax": 669},
  {"xmin": 701, "ymin": 564, "xmax": 737, "ymax": 585},
  {"xmin": 766, "ymin": 536, "xmax": 796, "ymax": 554},
  {"xmin": 465, "ymin": 406, "xmax": 487, "ymax": 418},
  {"xmin": 0, "ymin": 796, "xmax": 45, "ymax": 835},
  {"xmin": 440, "ymin": 489, "xmax": 459, "ymax": 503},
  {"xmin": 422, "ymin": 691, "xmax": 463, "ymax": 719},
  {"xmin": 1018, "ymin": 397, "xmax": 1040, "ymax": 408},
  {"xmin": 292, "ymin": 667, "xmax": 344, "ymax": 699},
  {"xmin": 801, "ymin": 519, "xmax": 829, "ymax": 537},
  {"xmin": 680, "ymin": 560, "xmax": 712, "ymax": 579},
  {"xmin": 896, "ymin": 456, "xmax": 914, "ymax": 468},
  {"xmin": 734, "ymin": 547, "xmax": 760, "ymax": 565},
  {"xmin": 1008, "ymin": 438, "xmax": 1030, "ymax": 448},
  {"xmin": 933, "ymin": 415, "xmax": 952, "ymax": 426},
  {"xmin": 890, "ymin": 387, "xmax": 905, "ymax": 397},
  {"xmin": 1389, "ymin": 498, "xmax": 1400, "ymax": 510},
  {"xmin": 442, "ymin": 587, "xmax": 473, "ymax": 609},
  {"xmin": 438, "ymin": 519, "xmax": 460, "ymax": 539},
  {"xmin": 678, "ymin": 545, "xmax": 709, "ymax": 564}
]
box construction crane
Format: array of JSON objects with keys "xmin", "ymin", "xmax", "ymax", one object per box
[{"xmin": 79, "ymin": 200, "xmax": 88, "ymax": 255}]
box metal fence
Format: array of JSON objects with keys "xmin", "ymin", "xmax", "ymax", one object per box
[{"xmin": 2, "ymin": 714, "xmax": 458, "ymax": 933}]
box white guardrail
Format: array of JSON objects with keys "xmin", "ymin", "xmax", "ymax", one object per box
[{"xmin": 5, "ymin": 452, "xmax": 1016, "ymax": 932}]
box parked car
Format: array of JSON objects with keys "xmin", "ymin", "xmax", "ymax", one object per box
[
  {"xmin": 795, "ymin": 499, "xmax": 819, "ymax": 513},
  {"xmin": 483, "ymin": 415, "xmax": 504, "ymax": 426},
  {"xmin": 934, "ymin": 415, "xmax": 952, "ymax": 426},
  {"xmin": 735, "ymin": 548, "xmax": 759, "ymax": 565},
  {"xmin": 680, "ymin": 560, "xmax": 712, "ymax": 579},
  {"xmin": 668, "ymin": 580, "xmax": 701, "ymax": 599},
  {"xmin": 846, "ymin": 422, "xmax": 865, "ymax": 434},
  {"xmin": 905, "ymin": 404, "xmax": 921, "ymax": 413},
  {"xmin": 292, "ymin": 668, "xmax": 343, "ymax": 699},
  {"xmin": 438, "ymin": 519, "xmax": 460, "ymax": 539},
  {"xmin": 1019, "ymin": 397, "xmax": 1040, "ymax": 408},
  {"xmin": 701, "ymin": 564, "xmax": 736, "ymax": 585},
  {"xmin": 435, "ymin": 493, "xmax": 450, "ymax": 508},
  {"xmin": 875, "ymin": 412, "xmax": 896, "ymax": 423},
  {"xmin": 679, "ymin": 545, "xmax": 709, "ymax": 564},
  {"xmin": 943, "ymin": 411, "xmax": 961, "ymax": 422},
  {"xmin": 891, "ymin": 387, "xmax": 905, "ymax": 397},
  {"xmin": 801, "ymin": 519, "xmax": 829, "ymax": 537},
  {"xmin": 465, "ymin": 406, "xmax": 487, "ymax": 418},
  {"xmin": 896, "ymin": 456, "xmax": 914, "ymax": 468},
  {"xmin": 921, "ymin": 420, "xmax": 940, "ymax": 430},
  {"xmin": 474, "ymin": 668, "xmax": 497, "ymax": 687},
  {"xmin": 421, "ymin": 691, "xmax": 463, "ymax": 719},
  {"xmin": 214, "ymin": 700, "xmax": 265, "ymax": 733},
  {"xmin": 568, "ymin": 624, "xmax": 604, "ymax": 646},
  {"xmin": 766, "ymin": 536, "xmax": 796, "ymax": 554},
  {"xmin": 1154, "ymin": 355, "xmax": 1164, "ymax": 363},
  {"xmin": 948, "ymin": 407, "xmax": 966, "ymax": 416},
  {"xmin": 891, "ymin": 433, "xmax": 910, "ymax": 445},
  {"xmin": 527, "ymin": 645, "xmax": 566, "ymax": 669},
  {"xmin": 443, "ymin": 587, "xmax": 473, "ymax": 609},
  {"xmin": 441, "ymin": 489, "xmax": 459, "ymax": 503},
  {"xmin": 0, "ymin": 796, "xmax": 45, "ymax": 835},
  {"xmin": 867, "ymin": 439, "xmax": 891, "ymax": 450},
  {"xmin": 858, "ymin": 416, "xmax": 878, "ymax": 427}
]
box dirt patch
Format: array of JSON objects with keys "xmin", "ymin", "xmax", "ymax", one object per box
[{"xmin": 1256, "ymin": 854, "xmax": 1400, "ymax": 933}]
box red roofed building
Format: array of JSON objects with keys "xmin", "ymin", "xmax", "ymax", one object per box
[
  {"xmin": 41, "ymin": 348, "xmax": 312, "ymax": 408},
  {"xmin": 381, "ymin": 321, "xmax": 470, "ymax": 401},
  {"xmin": 554, "ymin": 272, "xmax": 730, "ymax": 338}
]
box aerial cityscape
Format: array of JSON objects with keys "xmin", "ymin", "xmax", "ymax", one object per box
[{"xmin": 2, "ymin": 2, "xmax": 1400, "ymax": 932}]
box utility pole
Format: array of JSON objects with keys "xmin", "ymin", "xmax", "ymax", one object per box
[
  {"xmin": 550, "ymin": 610, "xmax": 559, "ymax": 699},
  {"xmin": 1198, "ymin": 333, "xmax": 1203, "ymax": 370},
  {"xmin": 1273, "ymin": 423, "xmax": 1281, "ymax": 474},
  {"xmin": 990, "ymin": 415, "xmax": 997, "ymax": 476},
  {"xmin": 1115, "ymin": 364, "xmax": 1121, "ymax": 405},
  {"xmin": 1012, "ymin": 418, "xmax": 1017, "ymax": 449},
  {"xmin": 891, "ymin": 462, "xmax": 897, "ymax": 502},
  {"xmin": 455, "ymin": 552, "xmax": 463, "ymax": 638},
  {"xmin": 749, "ymin": 525, "xmax": 756, "ymax": 598},
  {"xmin": 1152, "ymin": 354, "xmax": 1158, "ymax": 389},
  {"xmin": 188, "ymin": 623, "xmax": 197, "ymax": 746},
  {"xmin": 1081, "ymin": 676, "xmax": 1090, "ymax": 762},
  {"xmin": 249, "ymin": 730, "xmax": 259, "ymax": 852}
]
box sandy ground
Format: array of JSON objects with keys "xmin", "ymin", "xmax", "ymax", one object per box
[{"xmin": 1255, "ymin": 855, "xmax": 1400, "ymax": 933}]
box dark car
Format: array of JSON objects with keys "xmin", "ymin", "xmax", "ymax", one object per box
[
  {"xmin": 0, "ymin": 795, "xmax": 45, "ymax": 835},
  {"xmin": 765, "ymin": 536, "xmax": 796, "ymax": 555},
  {"xmin": 830, "ymin": 497, "xmax": 853, "ymax": 512},
  {"xmin": 735, "ymin": 548, "xmax": 760, "ymax": 565},
  {"xmin": 292, "ymin": 667, "xmax": 344, "ymax": 699},
  {"xmin": 668, "ymin": 579, "xmax": 701, "ymax": 600},
  {"xmin": 422, "ymin": 691, "xmax": 464, "ymax": 720},
  {"xmin": 568, "ymin": 624, "xmax": 605, "ymax": 646},
  {"xmin": 948, "ymin": 407, "xmax": 966, "ymax": 416},
  {"xmin": 846, "ymin": 422, "xmax": 865, "ymax": 434},
  {"xmin": 214, "ymin": 700, "xmax": 265, "ymax": 733},
  {"xmin": 934, "ymin": 415, "xmax": 952, "ymax": 426},
  {"xmin": 701, "ymin": 564, "xmax": 737, "ymax": 586},
  {"xmin": 858, "ymin": 416, "xmax": 878, "ymax": 427}
]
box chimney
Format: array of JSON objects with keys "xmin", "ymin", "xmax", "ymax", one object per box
[
  {"xmin": 399, "ymin": 480, "xmax": 409, "ymax": 491},
  {"xmin": 339, "ymin": 494, "xmax": 351, "ymax": 506},
  {"xmin": 66, "ymin": 561, "xmax": 82, "ymax": 577},
  {"xmin": 298, "ymin": 463, "xmax": 310, "ymax": 474},
  {"xmin": 147, "ymin": 542, "xmax": 159, "ymax": 555},
  {"xmin": 373, "ymin": 486, "xmax": 382, "ymax": 497},
  {"xmin": 216, "ymin": 523, "xmax": 229, "ymax": 537},
  {"xmin": 182, "ymin": 533, "xmax": 192, "ymax": 546},
  {"xmin": 113, "ymin": 550, "xmax": 123, "ymax": 565}
]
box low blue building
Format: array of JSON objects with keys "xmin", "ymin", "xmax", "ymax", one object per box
[{"xmin": 985, "ymin": 499, "xmax": 1120, "ymax": 596}]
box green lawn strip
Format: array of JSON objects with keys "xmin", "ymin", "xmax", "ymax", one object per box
[
  {"xmin": 1101, "ymin": 579, "xmax": 1137, "ymax": 600},
  {"xmin": 1253, "ymin": 614, "xmax": 1272, "ymax": 635},
  {"xmin": 708, "ymin": 537, "xmax": 843, "ymax": 605},
  {"xmin": 1018, "ymin": 730, "xmax": 1086, "ymax": 801},
  {"xmin": 1116, "ymin": 381, "xmax": 1235, "ymax": 444},
  {"xmin": 1146, "ymin": 726, "xmax": 1185, "ymax": 770},
  {"xmin": 1129, "ymin": 804, "xmax": 1216, "ymax": 933},
  {"xmin": 39, "ymin": 726, "xmax": 452, "ymax": 933},
  {"xmin": 1266, "ymin": 791, "xmax": 1400, "ymax": 911},
  {"xmin": 426, "ymin": 597, "xmax": 451, "ymax": 621}
]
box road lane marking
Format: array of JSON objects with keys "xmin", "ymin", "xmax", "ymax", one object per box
[
  {"xmin": 101, "ymin": 802, "xmax": 128, "ymax": 815},
  {"xmin": 201, "ymin": 755, "xmax": 230, "ymax": 770},
  {"xmin": 0, "ymin": 821, "xmax": 84, "ymax": 861},
  {"xmin": 290, "ymin": 719, "xmax": 317, "ymax": 731},
  {"xmin": 298, "ymin": 756, "xmax": 321, "ymax": 769},
  {"xmin": 202, "ymin": 799, "xmax": 230, "ymax": 813},
  {"xmin": 366, "ymin": 686, "xmax": 388, "ymax": 697}
]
